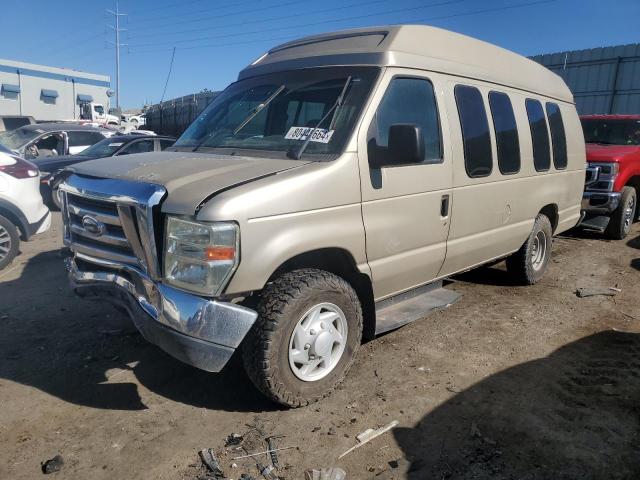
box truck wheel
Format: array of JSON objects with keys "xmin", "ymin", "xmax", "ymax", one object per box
[
  {"xmin": 605, "ymin": 186, "xmax": 636, "ymax": 240},
  {"xmin": 243, "ymin": 269, "xmax": 363, "ymax": 407},
  {"xmin": 506, "ymin": 213, "xmax": 552, "ymax": 285},
  {"xmin": 0, "ymin": 215, "xmax": 19, "ymax": 271}
]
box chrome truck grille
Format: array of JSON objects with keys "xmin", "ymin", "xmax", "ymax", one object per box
[{"xmin": 59, "ymin": 175, "xmax": 166, "ymax": 278}]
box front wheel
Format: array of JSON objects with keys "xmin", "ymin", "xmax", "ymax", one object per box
[
  {"xmin": 605, "ymin": 186, "xmax": 636, "ymax": 240},
  {"xmin": 243, "ymin": 269, "xmax": 363, "ymax": 407},
  {"xmin": 506, "ymin": 213, "xmax": 553, "ymax": 285}
]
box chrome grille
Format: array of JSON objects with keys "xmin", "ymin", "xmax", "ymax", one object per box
[
  {"xmin": 60, "ymin": 175, "xmax": 166, "ymax": 278},
  {"xmin": 66, "ymin": 193, "xmax": 138, "ymax": 265}
]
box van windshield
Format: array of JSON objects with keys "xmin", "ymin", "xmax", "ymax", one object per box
[
  {"xmin": 581, "ymin": 118, "xmax": 640, "ymax": 146},
  {"xmin": 174, "ymin": 66, "xmax": 380, "ymax": 159}
]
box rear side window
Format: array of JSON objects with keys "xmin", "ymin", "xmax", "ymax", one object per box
[
  {"xmin": 488, "ymin": 91, "xmax": 520, "ymax": 174},
  {"xmin": 545, "ymin": 102, "xmax": 567, "ymax": 169},
  {"xmin": 370, "ymin": 77, "xmax": 442, "ymax": 162},
  {"xmin": 454, "ymin": 85, "xmax": 492, "ymax": 177},
  {"xmin": 525, "ymin": 99, "xmax": 551, "ymax": 172},
  {"xmin": 68, "ymin": 131, "xmax": 104, "ymax": 147}
]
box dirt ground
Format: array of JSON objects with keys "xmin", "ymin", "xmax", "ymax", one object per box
[{"xmin": 1, "ymin": 213, "xmax": 639, "ymax": 480}]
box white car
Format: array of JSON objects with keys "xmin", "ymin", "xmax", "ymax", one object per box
[{"xmin": 0, "ymin": 148, "xmax": 51, "ymax": 270}]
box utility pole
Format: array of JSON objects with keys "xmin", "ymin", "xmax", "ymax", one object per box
[{"xmin": 107, "ymin": 0, "xmax": 127, "ymax": 110}]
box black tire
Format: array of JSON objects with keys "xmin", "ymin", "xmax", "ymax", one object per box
[
  {"xmin": 605, "ymin": 186, "xmax": 636, "ymax": 240},
  {"xmin": 506, "ymin": 214, "xmax": 553, "ymax": 285},
  {"xmin": 0, "ymin": 215, "xmax": 19, "ymax": 271},
  {"xmin": 243, "ymin": 269, "xmax": 363, "ymax": 408},
  {"xmin": 51, "ymin": 179, "xmax": 63, "ymax": 211}
]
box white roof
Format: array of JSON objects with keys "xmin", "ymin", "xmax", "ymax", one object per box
[{"xmin": 241, "ymin": 25, "xmax": 573, "ymax": 103}]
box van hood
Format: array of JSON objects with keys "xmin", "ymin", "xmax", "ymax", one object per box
[
  {"xmin": 586, "ymin": 143, "xmax": 640, "ymax": 163},
  {"xmin": 70, "ymin": 151, "xmax": 311, "ymax": 214}
]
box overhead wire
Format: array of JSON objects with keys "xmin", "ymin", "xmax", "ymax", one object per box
[
  {"xmin": 128, "ymin": 0, "xmax": 468, "ymax": 48},
  {"xmin": 130, "ymin": 0, "xmax": 558, "ymax": 55}
]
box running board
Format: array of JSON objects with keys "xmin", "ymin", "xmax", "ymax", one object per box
[
  {"xmin": 580, "ymin": 215, "xmax": 610, "ymax": 233},
  {"xmin": 374, "ymin": 281, "xmax": 461, "ymax": 335}
]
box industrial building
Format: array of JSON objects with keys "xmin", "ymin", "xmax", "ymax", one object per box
[
  {"xmin": 531, "ymin": 42, "xmax": 640, "ymax": 114},
  {"xmin": 0, "ymin": 58, "xmax": 112, "ymax": 121}
]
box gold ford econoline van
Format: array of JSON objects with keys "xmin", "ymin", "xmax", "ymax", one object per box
[{"xmin": 59, "ymin": 25, "xmax": 585, "ymax": 406}]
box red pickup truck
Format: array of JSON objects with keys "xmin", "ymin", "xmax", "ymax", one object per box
[{"xmin": 581, "ymin": 114, "xmax": 640, "ymax": 239}]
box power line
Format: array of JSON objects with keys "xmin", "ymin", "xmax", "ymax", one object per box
[
  {"xmin": 127, "ymin": 0, "xmax": 212, "ymax": 15},
  {"xmin": 128, "ymin": 0, "xmax": 467, "ymax": 48},
  {"xmin": 129, "ymin": 0, "xmax": 303, "ymax": 33},
  {"xmin": 127, "ymin": 0, "xmax": 558, "ymax": 54},
  {"xmin": 160, "ymin": 47, "xmax": 177, "ymax": 103},
  {"xmin": 129, "ymin": 0, "xmax": 400, "ymax": 40},
  {"xmin": 129, "ymin": 0, "xmax": 264, "ymax": 26}
]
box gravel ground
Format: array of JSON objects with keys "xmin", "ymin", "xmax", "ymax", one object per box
[{"xmin": 1, "ymin": 213, "xmax": 639, "ymax": 480}]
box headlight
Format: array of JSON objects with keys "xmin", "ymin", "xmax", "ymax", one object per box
[
  {"xmin": 590, "ymin": 162, "xmax": 619, "ymax": 176},
  {"xmin": 164, "ymin": 217, "xmax": 239, "ymax": 296}
]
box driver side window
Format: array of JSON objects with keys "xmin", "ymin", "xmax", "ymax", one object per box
[{"xmin": 368, "ymin": 77, "xmax": 443, "ymax": 164}]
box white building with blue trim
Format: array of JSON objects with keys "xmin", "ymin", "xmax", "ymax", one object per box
[{"xmin": 0, "ymin": 58, "xmax": 111, "ymax": 121}]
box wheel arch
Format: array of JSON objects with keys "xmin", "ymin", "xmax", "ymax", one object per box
[
  {"xmin": 0, "ymin": 199, "xmax": 29, "ymax": 240},
  {"xmin": 267, "ymin": 248, "xmax": 377, "ymax": 342},
  {"xmin": 539, "ymin": 203, "xmax": 559, "ymax": 233},
  {"xmin": 625, "ymin": 175, "xmax": 640, "ymax": 199}
]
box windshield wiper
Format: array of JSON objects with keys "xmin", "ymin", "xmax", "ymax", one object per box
[
  {"xmin": 288, "ymin": 76, "xmax": 352, "ymax": 161},
  {"xmin": 191, "ymin": 85, "xmax": 285, "ymax": 152},
  {"xmin": 233, "ymin": 85, "xmax": 285, "ymax": 135}
]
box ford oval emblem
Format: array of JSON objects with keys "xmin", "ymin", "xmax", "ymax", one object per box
[{"xmin": 81, "ymin": 215, "xmax": 106, "ymax": 236}]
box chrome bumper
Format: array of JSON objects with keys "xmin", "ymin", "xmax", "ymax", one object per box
[
  {"xmin": 582, "ymin": 191, "xmax": 621, "ymax": 215},
  {"xmin": 66, "ymin": 255, "xmax": 257, "ymax": 372}
]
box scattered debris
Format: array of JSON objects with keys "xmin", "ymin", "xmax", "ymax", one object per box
[
  {"xmin": 41, "ymin": 455, "xmax": 64, "ymax": 474},
  {"xmin": 575, "ymin": 287, "xmax": 619, "ymax": 298},
  {"xmin": 231, "ymin": 446, "xmax": 296, "ymax": 461},
  {"xmin": 304, "ymin": 467, "xmax": 347, "ymax": 480},
  {"xmin": 199, "ymin": 448, "xmax": 224, "ymax": 478},
  {"xmin": 225, "ymin": 432, "xmax": 244, "ymax": 447},
  {"xmin": 265, "ymin": 435, "xmax": 285, "ymax": 469},
  {"xmin": 257, "ymin": 462, "xmax": 278, "ymax": 480},
  {"xmin": 338, "ymin": 420, "xmax": 399, "ymax": 459}
]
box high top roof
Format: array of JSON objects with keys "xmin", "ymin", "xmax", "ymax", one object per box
[{"xmin": 240, "ymin": 25, "xmax": 573, "ymax": 103}]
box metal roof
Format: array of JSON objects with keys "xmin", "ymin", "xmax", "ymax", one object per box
[
  {"xmin": 240, "ymin": 25, "xmax": 573, "ymax": 103},
  {"xmin": 531, "ymin": 43, "xmax": 640, "ymax": 114}
]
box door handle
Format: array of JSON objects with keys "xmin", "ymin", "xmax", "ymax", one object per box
[{"xmin": 440, "ymin": 194, "xmax": 450, "ymax": 217}]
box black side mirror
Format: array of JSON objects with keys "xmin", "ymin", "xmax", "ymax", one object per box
[
  {"xmin": 388, "ymin": 124, "xmax": 424, "ymax": 165},
  {"xmin": 368, "ymin": 123, "xmax": 424, "ymax": 168}
]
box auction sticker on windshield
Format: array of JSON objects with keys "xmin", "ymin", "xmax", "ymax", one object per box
[{"xmin": 285, "ymin": 126, "xmax": 334, "ymax": 144}]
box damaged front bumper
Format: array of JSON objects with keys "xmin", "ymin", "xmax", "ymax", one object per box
[{"xmin": 67, "ymin": 255, "xmax": 257, "ymax": 372}]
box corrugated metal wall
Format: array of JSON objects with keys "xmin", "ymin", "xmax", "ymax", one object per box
[
  {"xmin": 144, "ymin": 91, "xmax": 219, "ymax": 137},
  {"xmin": 531, "ymin": 43, "xmax": 640, "ymax": 114}
]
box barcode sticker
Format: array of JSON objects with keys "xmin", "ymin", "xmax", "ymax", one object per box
[{"xmin": 284, "ymin": 126, "xmax": 334, "ymax": 144}]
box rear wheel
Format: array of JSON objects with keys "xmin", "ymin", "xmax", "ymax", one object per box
[
  {"xmin": 506, "ymin": 213, "xmax": 553, "ymax": 285},
  {"xmin": 243, "ymin": 269, "xmax": 362, "ymax": 407},
  {"xmin": 0, "ymin": 215, "xmax": 19, "ymax": 271},
  {"xmin": 605, "ymin": 186, "xmax": 636, "ymax": 240}
]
